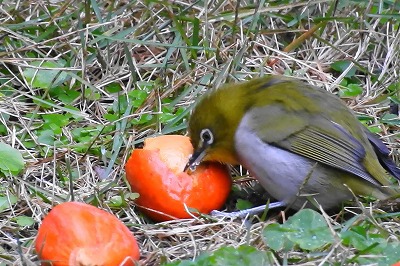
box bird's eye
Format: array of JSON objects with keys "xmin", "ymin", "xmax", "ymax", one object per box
[{"xmin": 200, "ymin": 128, "xmax": 214, "ymax": 145}]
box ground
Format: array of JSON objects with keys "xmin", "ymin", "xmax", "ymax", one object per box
[{"xmin": 0, "ymin": 0, "xmax": 400, "ymax": 265}]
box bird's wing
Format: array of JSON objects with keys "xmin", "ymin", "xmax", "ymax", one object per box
[
  {"xmin": 364, "ymin": 128, "xmax": 400, "ymax": 180},
  {"xmin": 248, "ymin": 105, "xmax": 381, "ymax": 186}
]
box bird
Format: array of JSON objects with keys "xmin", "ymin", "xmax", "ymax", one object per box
[{"xmin": 185, "ymin": 75, "xmax": 400, "ymax": 213}]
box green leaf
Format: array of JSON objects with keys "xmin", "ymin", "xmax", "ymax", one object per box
[
  {"xmin": 331, "ymin": 60, "xmax": 357, "ymax": 77},
  {"xmin": 105, "ymin": 83, "xmax": 122, "ymax": 93},
  {"xmin": 104, "ymin": 113, "xmax": 119, "ymax": 122},
  {"xmin": 0, "ymin": 122, "xmax": 7, "ymax": 135},
  {"xmin": 159, "ymin": 113, "xmax": 175, "ymax": 123},
  {"xmin": 57, "ymin": 89, "xmax": 80, "ymax": 104},
  {"xmin": 125, "ymin": 192, "xmax": 140, "ymax": 201},
  {"xmin": 285, "ymin": 209, "xmax": 334, "ymax": 250},
  {"xmin": 128, "ymin": 90, "xmax": 148, "ymax": 108},
  {"xmin": 132, "ymin": 114, "xmax": 153, "ymax": 125},
  {"xmin": 263, "ymin": 223, "xmax": 294, "ymax": 251},
  {"xmin": 378, "ymin": 242, "xmax": 400, "ymax": 265},
  {"xmin": 84, "ymin": 88, "xmax": 101, "ymax": 101},
  {"xmin": 235, "ymin": 199, "xmax": 253, "ymax": 211},
  {"xmin": 0, "ymin": 142, "xmax": 24, "ymax": 176},
  {"xmin": 109, "ymin": 195, "xmax": 125, "ymax": 207},
  {"xmin": 164, "ymin": 245, "xmax": 274, "ymax": 266},
  {"xmin": 23, "ymin": 60, "xmax": 68, "ymax": 89},
  {"xmin": 0, "ymin": 194, "xmax": 18, "ymax": 212},
  {"xmin": 355, "ymin": 242, "xmax": 400, "ymax": 265},
  {"xmin": 33, "ymin": 98, "xmax": 56, "ymax": 109},
  {"xmin": 41, "ymin": 113, "xmax": 71, "ymax": 132},
  {"xmin": 263, "ymin": 209, "xmax": 334, "ymax": 251},
  {"xmin": 389, "ymin": 96, "xmax": 400, "ymax": 105},
  {"xmin": 339, "ymin": 83, "xmax": 363, "ymax": 97},
  {"xmin": 381, "ymin": 113, "xmax": 400, "ymax": 125},
  {"xmin": 12, "ymin": 216, "xmax": 35, "ymax": 227},
  {"xmin": 367, "ymin": 126, "xmax": 382, "ymax": 134},
  {"xmin": 387, "ymin": 82, "xmax": 400, "ymax": 93},
  {"xmin": 37, "ymin": 129, "xmax": 55, "ymax": 145},
  {"xmin": 340, "ymin": 226, "xmax": 386, "ymax": 253}
]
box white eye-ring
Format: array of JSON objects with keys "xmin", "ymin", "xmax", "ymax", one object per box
[{"xmin": 200, "ymin": 128, "xmax": 214, "ymax": 145}]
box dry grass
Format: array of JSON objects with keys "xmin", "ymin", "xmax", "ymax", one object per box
[{"xmin": 0, "ymin": 0, "xmax": 399, "ymax": 265}]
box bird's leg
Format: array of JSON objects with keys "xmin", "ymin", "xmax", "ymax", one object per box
[{"xmin": 210, "ymin": 201, "xmax": 286, "ymax": 218}]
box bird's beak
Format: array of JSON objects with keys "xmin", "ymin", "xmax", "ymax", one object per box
[{"xmin": 184, "ymin": 143, "xmax": 207, "ymax": 172}]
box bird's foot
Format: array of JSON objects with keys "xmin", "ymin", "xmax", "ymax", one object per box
[{"xmin": 210, "ymin": 201, "xmax": 286, "ymax": 218}]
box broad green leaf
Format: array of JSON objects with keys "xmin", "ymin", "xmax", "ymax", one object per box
[
  {"xmin": 285, "ymin": 209, "xmax": 334, "ymax": 250},
  {"xmin": 356, "ymin": 242, "xmax": 400, "ymax": 265},
  {"xmin": 23, "ymin": 60, "xmax": 68, "ymax": 89},
  {"xmin": 41, "ymin": 113, "xmax": 71, "ymax": 135},
  {"xmin": 331, "ymin": 60, "xmax": 357, "ymax": 77},
  {"xmin": 164, "ymin": 245, "xmax": 274, "ymax": 266},
  {"xmin": 128, "ymin": 90, "xmax": 148, "ymax": 108},
  {"xmin": 109, "ymin": 195, "xmax": 124, "ymax": 207},
  {"xmin": 263, "ymin": 223, "xmax": 294, "ymax": 251},
  {"xmin": 125, "ymin": 192, "xmax": 140, "ymax": 201},
  {"xmin": 378, "ymin": 242, "xmax": 400, "ymax": 266},
  {"xmin": 0, "ymin": 194, "xmax": 18, "ymax": 212},
  {"xmin": 0, "ymin": 142, "xmax": 24, "ymax": 176},
  {"xmin": 0, "ymin": 123, "xmax": 7, "ymax": 135},
  {"xmin": 381, "ymin": 113, "xmax": 400, "ymax": 125},
  {"xmin": 105, "ymin": 83, "xmax": 122, "ymax": 93},
  {"xmin": 339, "ymin": 83, "xmax": 363, "ymax": 97},
  {"xmin": 54, "ymin": 88, "xmax": 80, "ymax": 104},
  {"xmin": 37, "ymin": 129, "xmax": 55, "ymax": 145},
  {"xmin": 104, "ymin": 113, "xmax": 119, "ymax": 122},
  {"xmin": 367, "ymin": 126, "xmax": 382, "ymax": 134},
  {"xmin": 33, "ymin": 98, "xmax": 56, "ymax": 109},
  {"xmin": 12, "ymin": 216, "xmax": 35, "ymax": 227},
  {"xmin": 236, "ymin": 199, "xmax": 253, "ymax": 211},
  {"xmin": 341, "ymin": 226, "xmax": 386, "ymax": 253},
  {"xmin": 263, "ymin": 209, "xmax": 334, "ymax": 251},
  {"xmin": 84, "ymin": 88, "xmax": 101, "ymax": 100}
]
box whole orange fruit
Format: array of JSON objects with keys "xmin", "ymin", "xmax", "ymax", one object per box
[
  {"xmin": 125, "ymin": 135, "xmax": 231, "ymax": 221},
  {"xmin": 35, "ymin": 202, "xmax": 140, "ymax": 266}
]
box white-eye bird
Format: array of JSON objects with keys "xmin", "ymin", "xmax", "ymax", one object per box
[{"xmin": 186, "ymin": 75, "xmax": 400, "ymax": 213}]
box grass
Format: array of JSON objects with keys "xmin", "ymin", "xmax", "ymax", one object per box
[{"xmin": 0, "ymin": 0, "xmax": 400, "ymax": 265}]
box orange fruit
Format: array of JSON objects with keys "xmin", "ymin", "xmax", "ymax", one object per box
[
  {"xmin": 35, "ymin": 202, "xmax": 140, "ymax": 266},
  {"xmin": 125, "ymin": 135, "xmax": 231, "ymax": 221}
]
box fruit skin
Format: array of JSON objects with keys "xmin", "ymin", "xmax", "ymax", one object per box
[
  {"xmin": 125, "ymin": 135, "xmax": 231, "ymax": 222},
  {"xmin": 187, "ymin": 75, "xmax": 400, "ymax": 210},
  {"xmin": 35, "ymin": 201, "xmax": 140, "ymax": 266}
]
